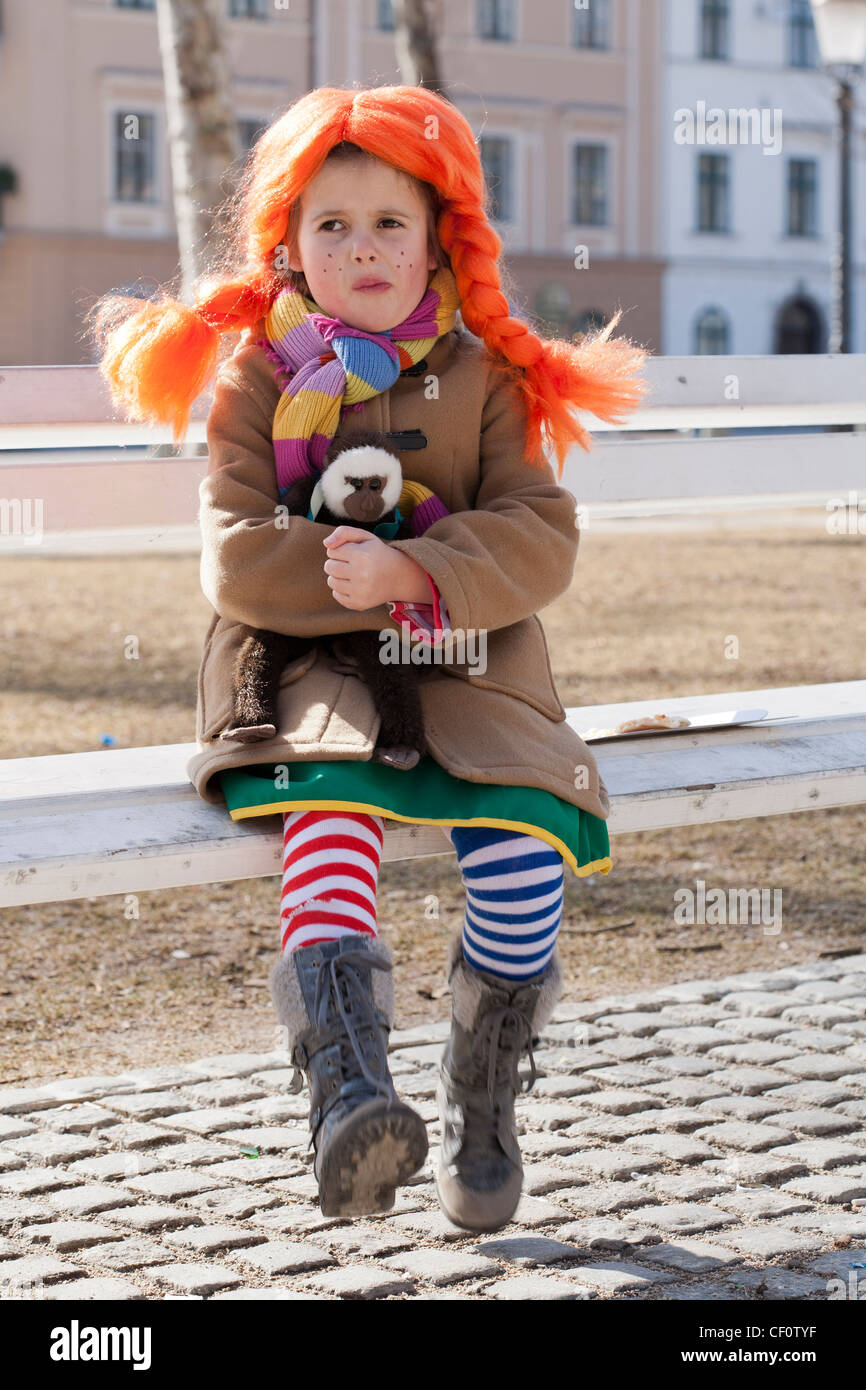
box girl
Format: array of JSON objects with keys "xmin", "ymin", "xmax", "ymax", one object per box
[{"xmin": 91, "ymin": 85, "xmax": 647, "ymax": 1234}]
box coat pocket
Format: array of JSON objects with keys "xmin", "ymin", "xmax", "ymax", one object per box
[
  {"xmin": 437, "ymin": 615, "xmax": 567, "ymax": 722},
  {"xmin": 197, "ymin": 614, "xmax": 319, "ymax": 743}
]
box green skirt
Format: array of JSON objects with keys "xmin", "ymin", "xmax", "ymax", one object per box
[{"xmin": 218, "ymin": 754, "xmax": 612, "ymax": 880}]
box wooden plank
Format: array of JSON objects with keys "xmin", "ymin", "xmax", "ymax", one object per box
[
  {"xmin": 0, "ymin": 685, "xmax": 850, "ymax": 803},
  {"xmin": 607, "ymin": 767, "xmax": 866, "ymax": 833},
  {"xmin": 563, "ymin": 432, "xmax": 866, "ymax": 504},
  {"xmin": 588, "ymin": 353, "xmax": 866, "ymax": 431},
  {"xmin": 599, "ymin": 725, "xmax": 866, "ymax": 796},
  {"xmin": 0, "ymin": 357, "xmax": 862, "ymax": 421},
  {"xmin": 0, "ymin": 451, "xmax": 204, "ymax": 470},
  {"xmin": 0, "ymin": 506, "xmax": 841, "ymax": 560},
  {"xmin": 0, "ymin": 367, "xmax": 213, "ymax": 426},
  {"xmin": 3, "ymin": 684, "xmax": 864, "ymax": 809},
  {"xmin": 0, "ymin": 458, "xmax": 206, "ymax": 530},
  {"xmin": 0, "ymin": 804, "xmax": 454, "ymax": 907},
  {"xmin": 3, "ymin": 437, "xmax": 862, "ymax": 520},
  {"xmin": 566, "ymin": 681, "xmax": 866, "ymax": 731},
  {"xmin": 585, "ymin": 491, "xmax": 840, "ymax": 520},
  {"xmin": 0, "ymin": 526, "xmax": 203, "ymax": 556},
  {"xmin": 2, "ymin": 687, "xmax": 866, "ymax": 906},
  {"xmin": 2, "ymin": 357, "xmax": 866, "ymax": 447},
  {"xmin": 1, "ymin": 732, "xmax": 864, "ymax": 906},
  {"xmin": 5, "ymin": 721, "xmax": 864, "ymax": 821},
  {"xmin": 0, "ymin": 742, "xmax": 206, "ymax": 805},
  {"xmin": 0, "ymin": 423, "xmax": 208, "ymax": 449}
]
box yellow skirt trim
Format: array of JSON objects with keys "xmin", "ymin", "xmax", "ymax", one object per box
[{"xmin": 227, "ymin": 797, "xmax": 614, "ymax": 879}]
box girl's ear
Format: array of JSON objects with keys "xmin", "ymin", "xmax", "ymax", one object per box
[{"xmin": 282, "ymin": 230, "xmax": 303, "ymax": 275}]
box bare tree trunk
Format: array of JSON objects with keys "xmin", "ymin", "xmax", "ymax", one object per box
[
  {"xmin": 155, "ymin": 0, "xmax": 240, "ymax": 302},
  {"xmin": 393, "ymin": 0, "xmax": 448, "ymax": 99}
]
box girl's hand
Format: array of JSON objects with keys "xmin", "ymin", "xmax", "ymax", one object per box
[{"xmin": 323, "ymin": 525, "xmax": 426, "ymax": 610}]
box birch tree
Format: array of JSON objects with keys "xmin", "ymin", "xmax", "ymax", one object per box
[
  {"xmin": 393, "ymin": 0, "xmax": 447, "ymax": 98},
  {"xmin": 155, "ymin": 0, "xmax": 241, "ymax": 302}
]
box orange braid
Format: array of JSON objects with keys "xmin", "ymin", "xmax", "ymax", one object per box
[
  {"xmin": 89, "ymin": 84, "xmax": 649, "ymax": 463},
  {"xmin": 89, "ymin": 276, "xmax": 274, "ymax": 443},
  {"xmin": 438, "ymin": 201, "xmax": 648, "ymax": 477}
]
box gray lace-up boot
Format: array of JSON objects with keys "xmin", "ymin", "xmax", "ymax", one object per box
[
  {"xmin": 269, "ymin": 931, "xmax": 428, "ymax": 1218},
  {"xmin": 435, "ymin": 933, "xmax": 563, "ymax": 1232}
]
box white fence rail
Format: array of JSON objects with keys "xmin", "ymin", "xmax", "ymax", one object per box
[
  {"xmin": 3, "ymin": 354, "xmax": 866, "ymax": 437},
  {"xmin": 0, "ymin": 356, "xmax": 863, "ymax": 541}
]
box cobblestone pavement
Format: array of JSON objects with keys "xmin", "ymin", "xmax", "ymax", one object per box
[{"xmin": 1, "ymin": 954, "xmax": 865, "ymax": 1302}]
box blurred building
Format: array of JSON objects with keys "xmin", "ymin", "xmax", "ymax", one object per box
[
  {"xmin": 662, "ymin": 0, "xmax": 866, "ymax": 354},
  {"xmin": 0, "ymin": 0, "xmax": 663, "ymax": 364}
]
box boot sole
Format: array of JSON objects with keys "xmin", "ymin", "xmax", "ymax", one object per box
[{"xmin": 317, "ymin": 1099, "xmax": 429, "ymax": 1218}]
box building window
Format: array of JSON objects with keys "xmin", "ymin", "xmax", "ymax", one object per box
[
  {"xmin": 480, "ymin": 137, "xmax": 514, "ymax": 221},
  {"xmin": 788, "ymin": 158, "xmax": 818, "ymax": 236},
  {"xmin": 573, "ymin": 144, "xmax": 608, "ymax": 226},
  {"xmin": 478, "ymin": 0, "xmax": 514, "ymax": 41},
  {"xmin": 572, "ymin": 0, "xmax": 611, "ymax": 49},
  {"xmin": 238, "ymin": 118, "xmax": 268, "ymax": 156},
  {"xmin": 535, "ymin": 284, "xmax": 572, "ymax": 338},
  {"xmin": 377, "ymin": 0, "xmax": 395, "ymax": 30},
  {"xmin": 697, "ymin": 153, "xmax": 729, "ymax": 232},
  {"xmin": 114, "ymin": 111, "xmax": 156, "ymax": 203},
  {"xmin": 788, "ymin": 0, "xmax": 819, "ymax": 67},
  {"xmin": 700, "ymin": 0, "xmax": 729, "ymax": 60},
  {"xmin": 775, "ymin": 295, "xmax": 823, "ymax": 352},
  {"xmin": 229, "ymin": 0, "xmax": 268, "ymax": 17},
  {"xmin": 115, "ymin": 0, "xmax": 155, "ymax": 9},
  {"xmin": 694, "ymin": 307, "xmax": 730, "ymax": 354}
]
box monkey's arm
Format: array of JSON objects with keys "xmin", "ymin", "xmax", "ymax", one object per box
[{"xmin": 280, "ymin": 475, "xmax": 318, "ymax": 517}]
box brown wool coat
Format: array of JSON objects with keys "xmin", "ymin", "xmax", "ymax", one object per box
[{"xmin": 185, "ymin": 320, "xmax": 611, "ymax": 822}]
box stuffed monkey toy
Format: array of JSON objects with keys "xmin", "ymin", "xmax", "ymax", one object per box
[{"xmin": 220, "ymin": 429, "xmax": 428, "ymax": 771}]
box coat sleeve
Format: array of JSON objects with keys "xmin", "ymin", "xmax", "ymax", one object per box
[
  {"xmin": 386, "ymin": 572, "xmax": 452, "ymax": 645},
  {"xmin": 198, "ymin": 356, "xmax": 401, "ymax": 639},
  {"xmin": 386, "ymin": 365, "xmax": 579, "ymax": 633}
]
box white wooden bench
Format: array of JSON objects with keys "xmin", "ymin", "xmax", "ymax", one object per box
[
  {"xmin": 2, "ymin": 681, "xmax": 865, "ymax": 908},
  {"xmin": 1, "ymin": 355, "xmax": 865, "ymax": 907}
]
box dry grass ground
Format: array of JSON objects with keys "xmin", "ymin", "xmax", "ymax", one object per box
[{"xmin": 1, "ymin": 516, "xmax": 864, "ymax": 1086}]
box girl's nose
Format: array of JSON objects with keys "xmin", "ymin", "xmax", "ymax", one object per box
[{"xmin": 350, "ymin": 233, "xmax": 379, "ymax": 259}]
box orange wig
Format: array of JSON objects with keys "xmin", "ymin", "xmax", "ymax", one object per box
[{"xmin": 89, "ymin": 85, "xmax": 649, "ymax": 480}]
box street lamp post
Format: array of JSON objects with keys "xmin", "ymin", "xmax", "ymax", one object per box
[
  {"xmin": 809, "ymin": 0, "xmax": 866, "ymax": 352},
  {"xmin": 832, "ymin": 74, "xmax": 855, "ymax": 352}
]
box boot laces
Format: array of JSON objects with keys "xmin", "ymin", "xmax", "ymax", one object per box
[
  {"xmin": 471, "ymin": 1003, "xmax": 538, "ymax": 1106},
  {"xmin": 289, "ymin": 948, "xmax": 394, "ymax": 1106}
]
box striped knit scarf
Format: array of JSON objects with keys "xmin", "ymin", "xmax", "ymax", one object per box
[{"xmin": 261, "ymin": 265, "xmax": 461, "ymax": 536}]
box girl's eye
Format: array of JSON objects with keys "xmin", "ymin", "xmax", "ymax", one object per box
[{"xmin": 318, "ymin": 218, "xmax": 403, "ymax": 231}]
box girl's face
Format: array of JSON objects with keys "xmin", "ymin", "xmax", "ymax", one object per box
[{"xmin": 286, "ymin": 156, "xmax": 439, "ymax": 331}]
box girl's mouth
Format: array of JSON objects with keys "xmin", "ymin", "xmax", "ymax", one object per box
[{"xmin": 353, "ymin": 282, "xmax": 392, "ymax": 294}]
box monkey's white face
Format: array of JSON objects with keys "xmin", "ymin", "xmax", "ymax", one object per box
[{"xmin": 320, "ymin": 445, "xmax": 403, "ymax": 522}]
